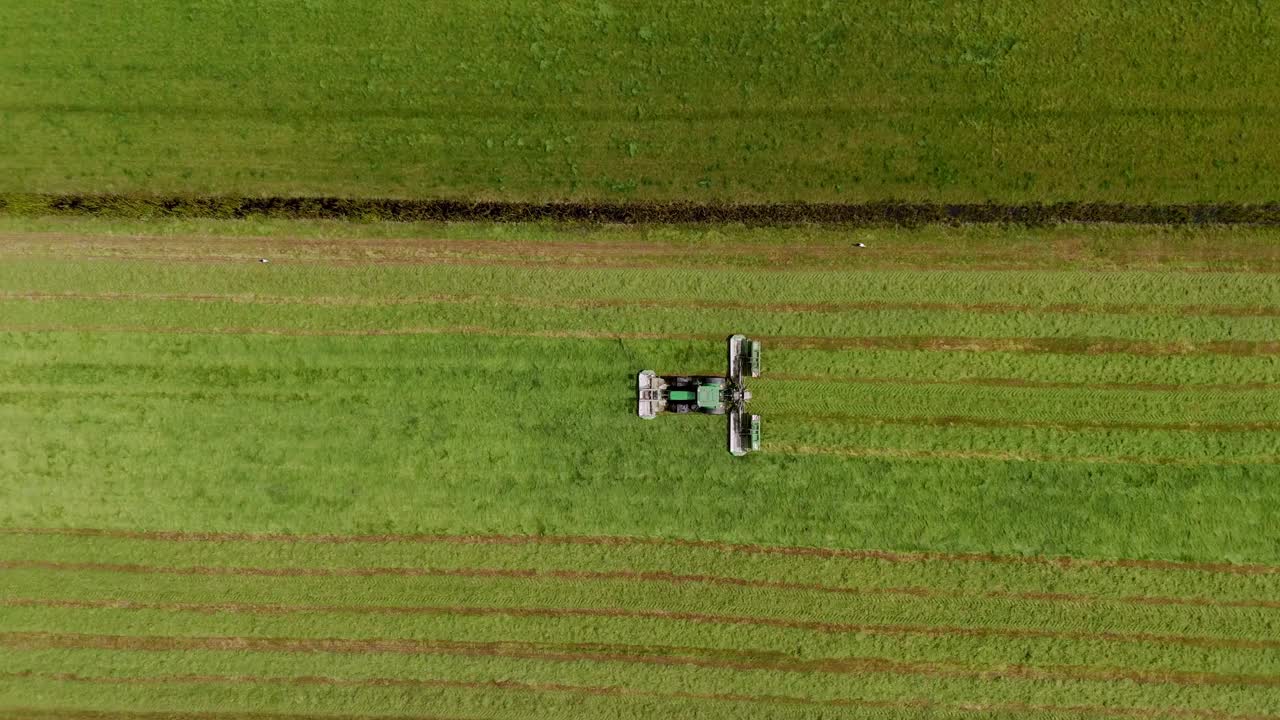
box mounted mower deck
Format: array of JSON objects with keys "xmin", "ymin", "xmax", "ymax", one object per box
[{"xmin": 637, "ymin": 334, "xmax": 762, "ymax": 456}]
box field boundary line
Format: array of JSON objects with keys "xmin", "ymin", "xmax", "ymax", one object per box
[
  {"xmin": 2, "ymin": 325, "xmax": 1278, "ymax": 357},
  {"xmin": 5, "ymin": 531, "xmax": 1280, "ymax": 575},
  {"xmin": 5, "ymin": 597, "xmax": 1275, "ymax": 650},
  {"xmin": 7, "ymin": 291, "xmax": 1280, "ymax": 319},
  {"xmin": 2, "ymin": 669, "xmax": 1276, "ymax": 719}
]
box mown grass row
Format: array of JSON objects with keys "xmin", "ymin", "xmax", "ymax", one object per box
[
  {"xmin": 2, "ymin": 562, "xmax": 1274, "ymax": 642},
  {"xmin": 3, "ymin": 643, "xmax": 1278, "ymax": 717},
  {"xmin": 6, "ymin": 530, "xmax": 1280, "ymax": 603}
]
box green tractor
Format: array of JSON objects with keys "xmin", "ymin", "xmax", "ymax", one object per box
[{"xmin": 637, "ymin": 334, "xmax": 762, "ymax": 456}]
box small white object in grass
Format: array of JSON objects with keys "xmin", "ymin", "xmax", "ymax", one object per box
[
  {"xmin": 259, "ymin": 258, "xmax": 270, "ymax": 263},
  {"xmin": 854, "ymin": 242, "xmax": 866, "ymax": 248}
]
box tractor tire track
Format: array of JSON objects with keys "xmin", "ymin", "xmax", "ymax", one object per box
[
  {"xmin": 5, "ymin": 597, "xmax": 1275, "ymax": 651},
  {"xmin": 5, "ymin": 670, "xmax": 1274, "ymax": 720},
  {"xmin": 4, "ymin": 560, "xmax": 1278, "ymax": 610},
  {"xmin": 4, "ymin": 634, "xmax": 1280, "ymax": 688},
  {"xmin": 6, "ymin": 528, "xmax": 1280, "ymax": 576}
]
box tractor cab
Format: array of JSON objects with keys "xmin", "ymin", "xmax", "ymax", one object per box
[{"xmin": 637, "ymin": 334, "xmax": 762, "ymax": 456}]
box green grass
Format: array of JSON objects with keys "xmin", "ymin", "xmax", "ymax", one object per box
[
  {"xmin": 2, "ymin": 2, "xmax": 1280, "ymax": 202},
  {"xmin": 4, "ymin": 532, "xmax": 1280, "ymax": 718},
  {"xmin": 3, "ymin": 217, "xmax": 1280, "ymax": 718},
  {"xmin": 2, "ymin": 218, "xmax": 1279, "ymax": 561}
]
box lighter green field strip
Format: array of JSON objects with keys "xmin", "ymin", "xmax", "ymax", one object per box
[
  {"xmin": 4, "ymin": 260, "xmax": 1278, "ymax": 308},
  {"xmin": 1, "ymin": 567, "xmax": 1273, "ymax": 643},
  {"xmin": 752, "ymin": 380, "xmax": 1280, "ymax": 425},
  {"xmin": 6, "ymin": 531, "xmax": 1280, "ymax": 604},
  {"xmin": 5, "ymin": 295, "xmax": 1276, "ymax": 343},
  {"xmin": 5, "ymin": 332, "xmax": 1276, "ymax": 389},
  {"xmin": 3, "ymin": 646, "xmax": 1277, "ymax": 718},
  {"xmin": 2, "ymin": 601, "xmax": 1276, "ymax": 677},
  {"xmin": 764, "ymin": 420, "xmax": 1280, "ymax": 466},
  {"xmin": 4, "ymin": 218, "xmax": 1280, "ymax": 274}
]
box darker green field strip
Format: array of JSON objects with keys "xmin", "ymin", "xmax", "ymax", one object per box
[
  {"xmin": 6, "ymin": 294, "xmax": 1279, "ymax": 345},
  {"xmin": 3, "ymin": 565, "xmax": 1275, "ymax": 643},
  {"xmin": 3, "ymin": 601, "xmax": 1278, "ymax": 677},
  {"xmin": 7, "ymin": 530, "xmax": 1280, "ymax": 603},
  {"xmin": 5, "ymin": 260, "xmax": 1278, "ymax": 309},
  {"xmin": 3, "ymin": 2, "xmax": 1280, "ymax": 205},
  {"xmin": 4, "ymin": 649, "xmax": 1279, "ymax": 718}
]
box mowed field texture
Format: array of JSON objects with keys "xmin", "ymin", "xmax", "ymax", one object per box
[
  {"xmin": 2, "ymin": 1, "xmax": 1280, "ymax": 202},
  {"xmin": 1, "ymin": 217, "xmax": 1280, "ymax": 717}
]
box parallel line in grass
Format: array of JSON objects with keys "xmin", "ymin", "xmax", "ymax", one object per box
[
  {"xmin": 4, "ymin": 560, "xmax": 1278, "ymax": 609},
  {"xmin": 773, "ymin": 444, "xmax": 1280, "ymax": 466},
  {"xmin": 6, "ymin": 598, "xmax": 1274, "ymax": 651},
  {"xmin": 771, "ymin": 412, "xmax": 1280, "ymax": 433},
  {"xmin": 7, "ymin": 631, "xmax": 1280, "ymax": 688},
  {"xmin": 769, "ymin": 373, "xmax": 1280, "ymax": 393},
  {"xmin": 0, "ymin": 710, "xmax": 477, "ymax": 720},
  {"xmin": 8, "ymin": 291, "xmax": 1280, "ymax": 319},
  {"xmin": 2, "ymin": 670, "xmax": 1273, "ymax": 720},
  {"xmin": 4, "ymin": 325, "xmax": 1280, "ymax": 356},
  {"xmin": 7, "ymin": 529, "xmax": 1280, "ymax": 576}
]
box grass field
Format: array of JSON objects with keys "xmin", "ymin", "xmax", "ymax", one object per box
[
  {"xmin": 3, "ymin": 1, "xmax": 1280, "ymax": 203},
  {"xmin": 2, "ymin": 217, "xmax": 1280, "ymax": 717}
]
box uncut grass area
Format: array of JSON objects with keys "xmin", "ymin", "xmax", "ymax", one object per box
[
  {"xmin": 2, "ymin": 2, "xmax": 1280, "ymax": 203},
  {"xmin": 3, "ymin": 218, "xmax": 1280, "ymax": 718}
]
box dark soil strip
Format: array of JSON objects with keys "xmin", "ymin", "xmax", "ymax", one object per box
[
  {"xmin": 7, "ymin": 672, "xmax": 1272, "ymax": 720},
  {"xmin": 6, "ymin": 193, "xmax": 1280, "ymax": 227},
  {"xmin": 7, "ymin": 529, "xmax": 1280, "ymax": 576},
  {"xmin": 4, "ymin": 561, "xmax": 1277, "ymax": 610},
  {"xmin": 9, "ymin": 291, "xmax": 1280, "ymax": 319},
  {"xmin": 6, "ymin": 597, "xmax": 1274, "ymax": 651},
  {"xmin": 770, "ymin": 373, "xmax": 1280, "ymax": 393},
  {"xmin": 4, "ymin": 632, "xmax": 1280, "ymax": 689},
  {"xmin": 771, "ymin": 412, "xmax": 1280, "ymax": 433}
]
